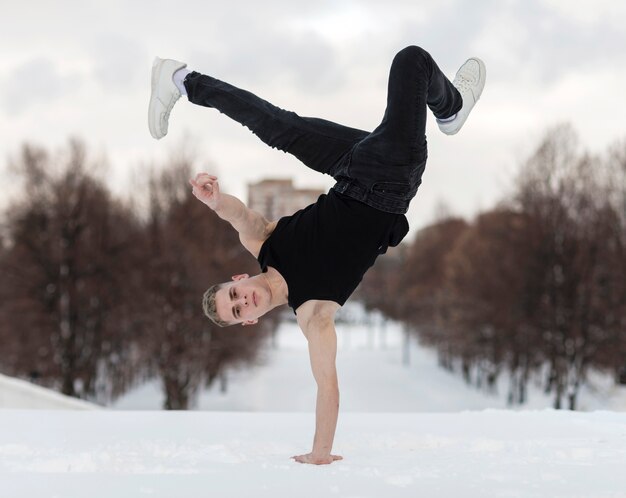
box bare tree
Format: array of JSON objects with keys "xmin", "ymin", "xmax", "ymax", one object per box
[
  {"xmin": 0, "ymin": 139, "xmax": 143, "ymax": 400},
  {"xmin": 140, "ymin": 159, "xmax": 275, "ymax": 409},
  {"xmin": 0, "ymin": 140, "xmax": 294, "ymax": 409},
  {"xmin": 359, "ymin": 124, "xmax": 626, "ymax": 410},
  {"xmin": 442, "ymin": 209, "xmax": 543, "ymax": 402}
]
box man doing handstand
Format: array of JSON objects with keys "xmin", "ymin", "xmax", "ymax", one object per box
[{"xmin": 148, "ymin": 45, "xmax": 486, "ymax": 465}]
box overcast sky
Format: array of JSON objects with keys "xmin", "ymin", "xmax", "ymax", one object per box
[{"xmin": 2, "ymin": 0, "xmax": 625, "ymax": 235}]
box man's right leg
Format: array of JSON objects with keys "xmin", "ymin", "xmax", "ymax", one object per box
[{"xmin": 183, "ymin": 71, "xmax": 369, "ymax": 178}]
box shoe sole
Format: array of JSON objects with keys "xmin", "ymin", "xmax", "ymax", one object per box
[
  {"xmin": 148, "ymin": 57, "xmax": 164, "ymax": 140},
  {"xmin": 469, "ymin": 57, "xmax": 487, "ymax": 102}
]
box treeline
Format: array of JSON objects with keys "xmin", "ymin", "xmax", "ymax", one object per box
[
  {"xmin": 361, "ymin": 125, "xmax": 626, "ymax": 410},
  {"xmin": 0, "ymin": 139, "xmax": 280, "ymax": 409}
]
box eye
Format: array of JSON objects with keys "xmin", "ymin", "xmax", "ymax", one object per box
[{"xmin": 236, "ymin": 306, "xmax": 240, "ymax": 317}]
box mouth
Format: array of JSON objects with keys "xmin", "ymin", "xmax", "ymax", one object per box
[{"xmin": 253, "ymin": 292, "xmax": 257, "ymax": 307}]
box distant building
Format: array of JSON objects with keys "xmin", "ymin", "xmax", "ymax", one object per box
[{"xmin": 247, "ymin": 178, "xmax": 325, "ymax": 220}]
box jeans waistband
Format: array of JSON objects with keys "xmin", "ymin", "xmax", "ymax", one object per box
[{"xmin": 332, "ymin": 177, "xmax": 410, "ymax": 215}]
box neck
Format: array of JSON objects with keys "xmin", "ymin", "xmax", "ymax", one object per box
[{"xmin": 262, "ymin": 268, "xmax": 289, "ymax": 307}]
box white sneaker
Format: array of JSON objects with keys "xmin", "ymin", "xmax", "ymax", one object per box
[
  {"xmin": 148, "ymin": 57, "xmax": 187, "ymax": 140},
  {"xmin": 437, "ymin": 58, "xmax": 486, "ymax": 135}
]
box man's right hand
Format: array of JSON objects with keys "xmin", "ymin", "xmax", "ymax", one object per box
[
  {"xmin": 189, "ymin": 173, "xmax": 221, "ymax": 211},
  {"xmin": 189, "ymin": 173, "xmax": 271, "ymax": 250}
]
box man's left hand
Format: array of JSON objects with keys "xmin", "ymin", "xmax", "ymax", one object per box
[{"xmin": 290, "ymin": 452, "xmax": 343, "ymax": 465}]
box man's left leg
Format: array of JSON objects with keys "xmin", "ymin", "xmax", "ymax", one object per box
[
  {"xmin": 342, "ymin": 45, "xmax": 484, "ymax": 214},
  {"xmin": 352, "ymin": 45, "xmax": 463, "ymax": 174}
]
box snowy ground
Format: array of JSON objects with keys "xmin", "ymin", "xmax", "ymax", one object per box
[
  {"xmin": 2, "ymin": 304, "xmax": 626, "ymax": 497},
  {"xmin": 0, "ymin": 374, "xmax": 99, "ymax": 410},
  {"xmin": 1, "ymin": 409, "xmax": 625, "ymax": 498},
  {"xmin": 113, "ymin": 305, "xmax": 626, "ymax": 412}
]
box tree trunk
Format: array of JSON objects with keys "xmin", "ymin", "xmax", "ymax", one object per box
[{"xmin": 402, "ymin": 323, "xmax": 411, "ymax": 366}]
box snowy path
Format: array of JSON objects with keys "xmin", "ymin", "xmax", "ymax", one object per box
[
  {"xmin": 1, "ymin": 409, "xmax": 625, "ymax": 498},
  {"xmin": 113, "ymin": 312, "xmax": 626, "ymax": 412}
]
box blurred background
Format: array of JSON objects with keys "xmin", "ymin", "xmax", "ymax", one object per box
[{"xmin": 0, "ymin": 0, "xmax": 624, "ymax": 411}]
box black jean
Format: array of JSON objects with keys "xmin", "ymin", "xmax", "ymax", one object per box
[{"xmin": 184, "ymin": 45, "xmax": 462, "ymax": 214}]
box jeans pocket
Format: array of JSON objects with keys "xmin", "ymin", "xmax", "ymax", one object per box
[{"xmin": 371, "ymin": 181, "xmax": 411, "ymax": 197}]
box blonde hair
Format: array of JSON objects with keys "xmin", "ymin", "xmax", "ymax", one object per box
[{"xmin": 202, "ymin": 283, "xmax": 232, "ymax": 327}]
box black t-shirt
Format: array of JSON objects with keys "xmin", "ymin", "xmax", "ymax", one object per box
[{"xmin": 257, "ymin": 189, "xmax": 409, "ymax": 314}]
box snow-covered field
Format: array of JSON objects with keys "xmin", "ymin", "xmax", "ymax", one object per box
[
  {"xmin": 1, "ymin": 409, "xmax": 625, "ymax": 498},
  {"xmin": 114, "ymin": 305, "xmax": 626, "ymax": 412},
  {"xmin": 0, "ymin": 374, "xmax": 100, "ymax": 410},
  {"xmin": 2, "ymin": 304, "xmax": 626, "ymax": 497}
]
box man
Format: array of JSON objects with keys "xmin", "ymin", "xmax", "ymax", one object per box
[{"xmin": 148, "ymin": 45, "xmax": 486, "ymax": 465}]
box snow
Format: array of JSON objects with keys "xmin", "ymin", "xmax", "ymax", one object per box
[
  {"xmin": 0, "ymin": 373, "xmax": 100, "ymax": 410},
  {"xmin": 1, "ymin": 409, "xmax": 625, "ymax": 498},
  {"xmin": 112, "ymin": 304, "xmax": 626, "ymax": 412},
  {"xmin": 2, "ymin": 304, "xmax": 626, "ymax": 497}
]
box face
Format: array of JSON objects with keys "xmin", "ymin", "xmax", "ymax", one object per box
[{"xmin": 214, "ymin": 273, "xmax": 271, "ymax": 326}]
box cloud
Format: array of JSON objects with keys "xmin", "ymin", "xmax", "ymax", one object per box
[
  {"xmin": 90, "ymin": 34, "xmax": 149, "ymax": 92},
  {"xmin": 186, "ymin": 17, "xmax": 345, "ymax": 95},
  {"xmin": 542, "ymin": 0, "xmax": 626, "ymax": 28},
  {"xmin": 2, "ymin": 0, "xmax": 626, "ymax": 234},
  {"xmin": 454, "ymin": 0, "xmax": 626, "ymax": 84},
  {"xmin": 0, "ymin": 57, "xmax": 81, "ymax": 116}
]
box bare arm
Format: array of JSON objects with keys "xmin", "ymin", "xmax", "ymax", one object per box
[
  {"xmin": 189, "ymin": 173, "xmax": 272, "ymax": 241},
  {"xmin": 292, "ymin": 301, "xmax": 343, "ymax": 465}
]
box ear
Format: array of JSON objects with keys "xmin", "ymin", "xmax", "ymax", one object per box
[
  {"xmin": 231, "ymin": 273, "xmax": 250, "ymax": 281},
  {"xmin": 241, "ymin": 319, "xmax": 259, "ymax": 327}
]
